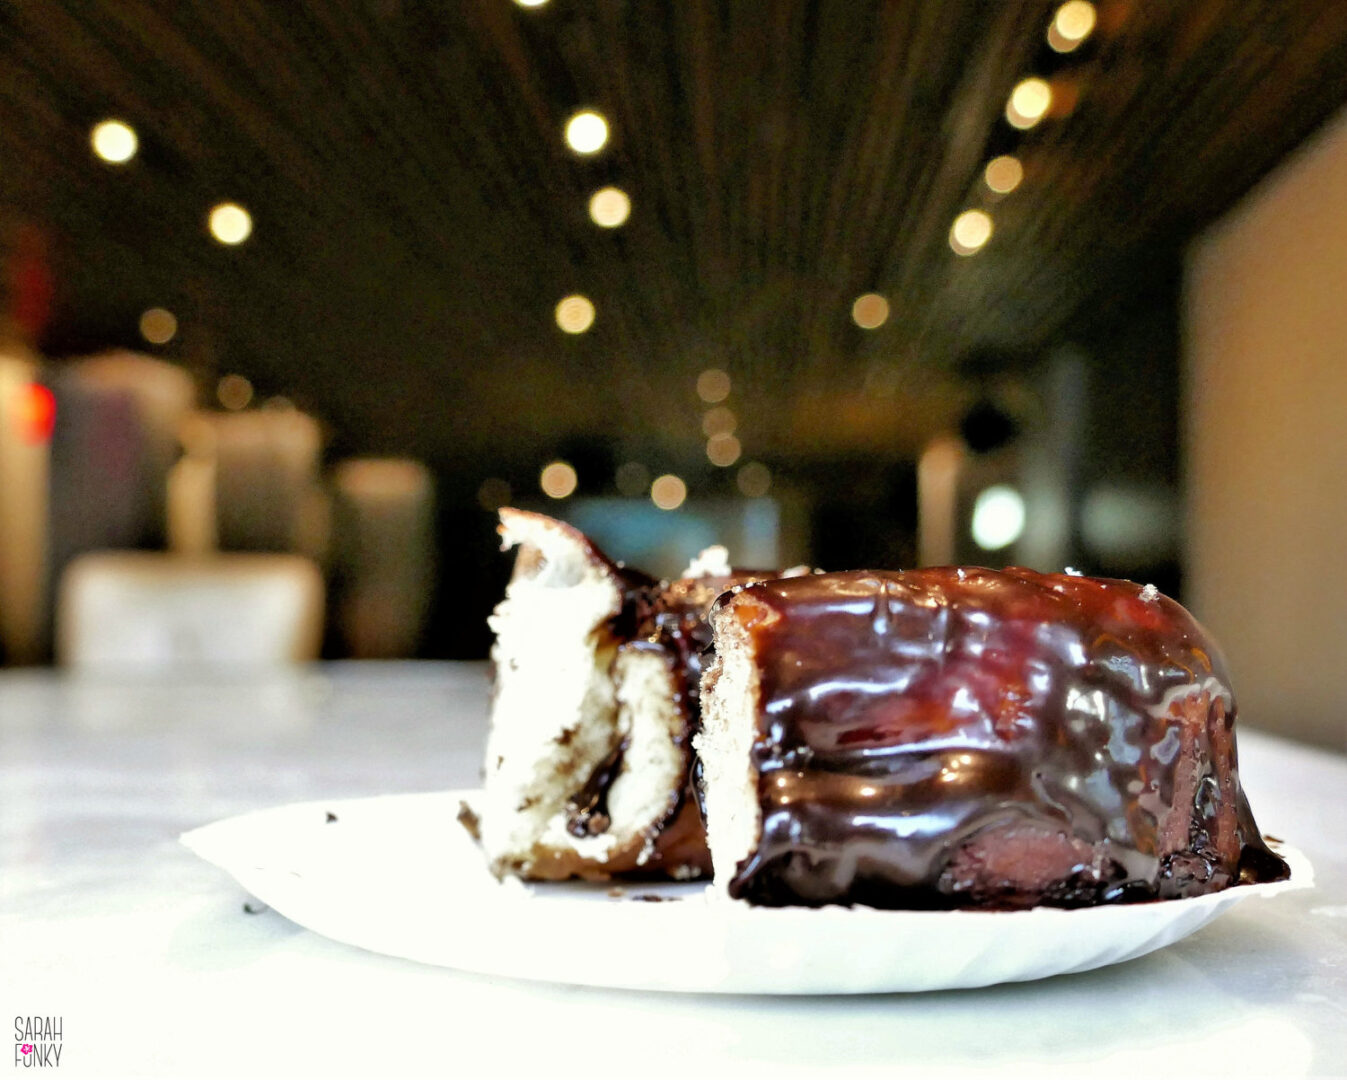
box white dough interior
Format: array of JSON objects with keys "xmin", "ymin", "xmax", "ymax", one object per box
[
  {"xmin": 481, "ymin": 512, "xmax": 626, "ymax": 870},
  {"xmin": 695, "ymin": 603, "xmax": 766, "ymax": 894},
  {"xmin": 482, "ymin": 510, "xmax": 693, "ymax": 876}
]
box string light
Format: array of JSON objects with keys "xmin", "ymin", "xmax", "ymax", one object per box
[
  {"xmin": 588, "ymin": 187, "xmax": 631, "ymax": 228},
  {"xmin": 90, "ymin": 119, "xmax": 138, "ymax": 164},
  {"xmin": 138, "ymin": 308, "xmax": 177, "ymax": 345},
  {"xmin": 555, "ymin": 295, "xmax": 596, "ymax": 334},
  {"xmin": 565, "ymin": 111, "xmax": 609, "ymax": 155},
  {"xmin": 851, "ymin": 293, "xmax": 890, "ymax": 330},
  {"xmin": 1006, "ymin": 78, "xmax": 1052, "ymax": 130},
  {"xmin": 540, "ymin": 461, "xmax": 578, "ymax": 499},
  {"xmin": 949, "ymin": 210, "xmax": 994, "ymax": 256},
  {"xmin": 984, "ymin": 155, "xmax": 1024, "ymax": 195},
  {"xmin": 208, "ymin": 203, "xmax": 253, "ymax": 245}
]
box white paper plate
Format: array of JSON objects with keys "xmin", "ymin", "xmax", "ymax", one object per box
[{"xmin": 181, "ymin": 789, "xmax": 1310, "ymax": 995}]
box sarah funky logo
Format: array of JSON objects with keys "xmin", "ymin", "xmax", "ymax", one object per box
[{"xmin": 12, "ymin": 1017, "xmax": 61, "ymax": 1068}]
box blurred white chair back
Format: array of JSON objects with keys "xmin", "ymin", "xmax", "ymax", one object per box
[
  {"xmin": 331, "ymin": 458, "xmax": 434, "ymax": 659},
  {"xmin": 56, "ymin": 552, "xmax": 324, "ymax": 672}
]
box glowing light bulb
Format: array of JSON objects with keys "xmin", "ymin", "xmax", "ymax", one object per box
[
  {"xmin": 971, "ymin": 485, "xmax": 1026, "ymax": 550},
  {"xmin": 208, "ymin": 203, "xmax": 253, "ymax": 245},
  {"xmin": 540, "ymin": 461, "xmax": 578, "ymax": 499},
  {"xmin": 588, "ymin": 187, "xmax": 631, "ymax": 228},
  {"xmin": 555, "ymin": 295, "xmax": 596, "ymax": 334},
  {"xmin": 950, "ymin": 210, "xmax": 994, "ymax": 256},
  {"xmin": 565, "ymin": 111, "xmax": 609, "ymax": 155},
  {"xmin": 1006, "ymin": 77, "xmax": 1052, "ymax": 130},
  {"xmin": 851, "ymin": 293, "xmax": 890, "ymax": 330},
  {"xmin": 90, "ymin": 119, "xmax": 138, "ymax": 164}
]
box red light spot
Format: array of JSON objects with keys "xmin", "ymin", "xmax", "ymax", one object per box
[{"xmin": 13, "ymin": 383, "xmax": 55, "ymax": 444}]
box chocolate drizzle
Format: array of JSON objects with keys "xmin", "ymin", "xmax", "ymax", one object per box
[
  {"xmin": 566, "ymin": 738, "xmax": 629, "ymax": 837},
  {"xmin": 642, "ymin": 574, "xmax": 769, "ymax": 715},
  {"xmin": 718, "ymin": 568, "xmax": 1289, "ymax": 909}
]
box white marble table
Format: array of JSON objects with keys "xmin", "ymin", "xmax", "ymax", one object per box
[{"xmin": 2, "ymin": 662, "xmax": 1345, "ymax": 1079}]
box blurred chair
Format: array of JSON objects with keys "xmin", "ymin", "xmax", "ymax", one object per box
[
  {"xmin": 0, "ymin": 343, "xmax": 49, "ymax": 664},
  {"xmin": 330, "ymin": 458, "xmax": 434, "ymax": 658},
  {"xmin": 167, "ymin": 409, "xmax": 331, "ymax": 563},
  {"xmin": 56, "ymin": 552, "xmax": 324, "ymax": 672},
  {"xmin": 211, "ymin": 408, "xmax": 324, "ymax": 553},
  {"xmin": 49, "ymin": 352, "xmax": 197, "ymax": 554}
]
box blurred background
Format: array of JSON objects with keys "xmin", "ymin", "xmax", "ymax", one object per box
[{"xmin": 1, "ymin": 1, "xmax": 1345, "ymax": 747}]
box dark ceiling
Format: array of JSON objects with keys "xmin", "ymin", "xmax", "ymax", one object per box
[{"xmin": 3, "ymin": 0, "xmax": 1347, "ymax": 477}]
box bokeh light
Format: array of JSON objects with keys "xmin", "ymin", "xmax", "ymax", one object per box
[
  {"xmin": 138, "ymin": 307, "xmax": 177, "ymax": 345},
  {"xmin": 1006, "ymin": 77, "xmax": 1053, "ymax": 130},
  {"xmin": 949, "ymin": 210, "xmax": 994, "ymax": 256},
  {"xmin": 90, "ymin": 119, "xmax": 138, "ymax": 164},
  {"xmin": 984, "ymin": 155, "xmax": 1024, "ymax": 195},
  {"xmin": 706, "ymin": 433, "xmax": 742, "ymax": 467},
  {"xmin": 208, "ymin": 203, "xmax": 253, "ymax": 245},
  {"xmin": 650, "ymin": 474, "xmax": 687, "ymax": 510},
  {"xmin": 615, "ymin": 461, "xmax": 650, "ymax": 497},
  {"xmin": 555, "ymin": 294, "xmax": 596, "ymax": 334},
  {"xmin": 565, "ymin": 110, "xmax": 609, "ymax": 155},
  {"xmin": 588, "ymin": 187, "xmax": 631, "ymax": 228},
  {"xmin": 701, "ymin": 406, "xmax": 737, "ymax": 437},
  {"xmin": 13, "ymin": 384, "xmax": 56, "ymax": 444},
  {"xmin": 971, "ymin": 484, "xmax": 1026, "ymax": 550},
  {"xmin": 216, "ymin": 374, "xmax": 254, "ymax": 411},
  {"xmin": 696, "ymin": 368, "xmax": 731, "ymax": 403},
  {"xmin": 736, "ymin": 461, "xmax": 772, "ymax": 498},
  {"xmin": 540, "ymin": 460, "xmax": 578, "ymax": 499},
  {"xmin": 477, "ymin": 477, "xmax": 513, "ymax": 511},
  {"xmin": 1049, "ymin": 2, "xmax": 1097, "ymax": 52},
  {"xmin": 851, "ymin": 293, "xmax": 890, "ymax": 330}
]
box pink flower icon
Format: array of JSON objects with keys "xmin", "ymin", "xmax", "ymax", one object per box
[{"xmin": 20, "ymin": 1044, "xmax": 32, "ymax": 1054}]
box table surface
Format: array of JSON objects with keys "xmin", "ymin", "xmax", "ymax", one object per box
[{"xmin": 2, "ymin": 662, "xmax": 1345, "ymax": 1079}]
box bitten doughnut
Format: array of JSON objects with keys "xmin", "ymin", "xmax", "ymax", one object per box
[
  {"xmin": 480, "ymin": 509, "xmax": 780, "ymax": 882},
  {"xmin": 696, "ymin": 567, "xmax": 1289, "ymax": 908}
]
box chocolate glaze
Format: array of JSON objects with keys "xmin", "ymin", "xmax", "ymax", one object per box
[
  {"xmin": 642, "ymin": 574, "xmax": 773, "ymax": 716},
  {"xmin": 716, "ymin": 568, "xmax": 1288, "ymax": 909},
  {"xmin": 566, "ymin": 738, "xmax": 628, "ymax": 837}
]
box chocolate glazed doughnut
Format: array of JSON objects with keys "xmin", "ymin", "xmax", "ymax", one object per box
[{"xmin": 697, "ymin": 568, "xmax": 1289, "ymax": 909}]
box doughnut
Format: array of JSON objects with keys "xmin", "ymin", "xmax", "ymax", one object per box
[
  {"xmin": 479, "ymin": 509, "xmax": 780, "ymax": 881},
  {"xmin": 696, "ymin": 568, "xmax": 1289, "ymax": 908}
]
